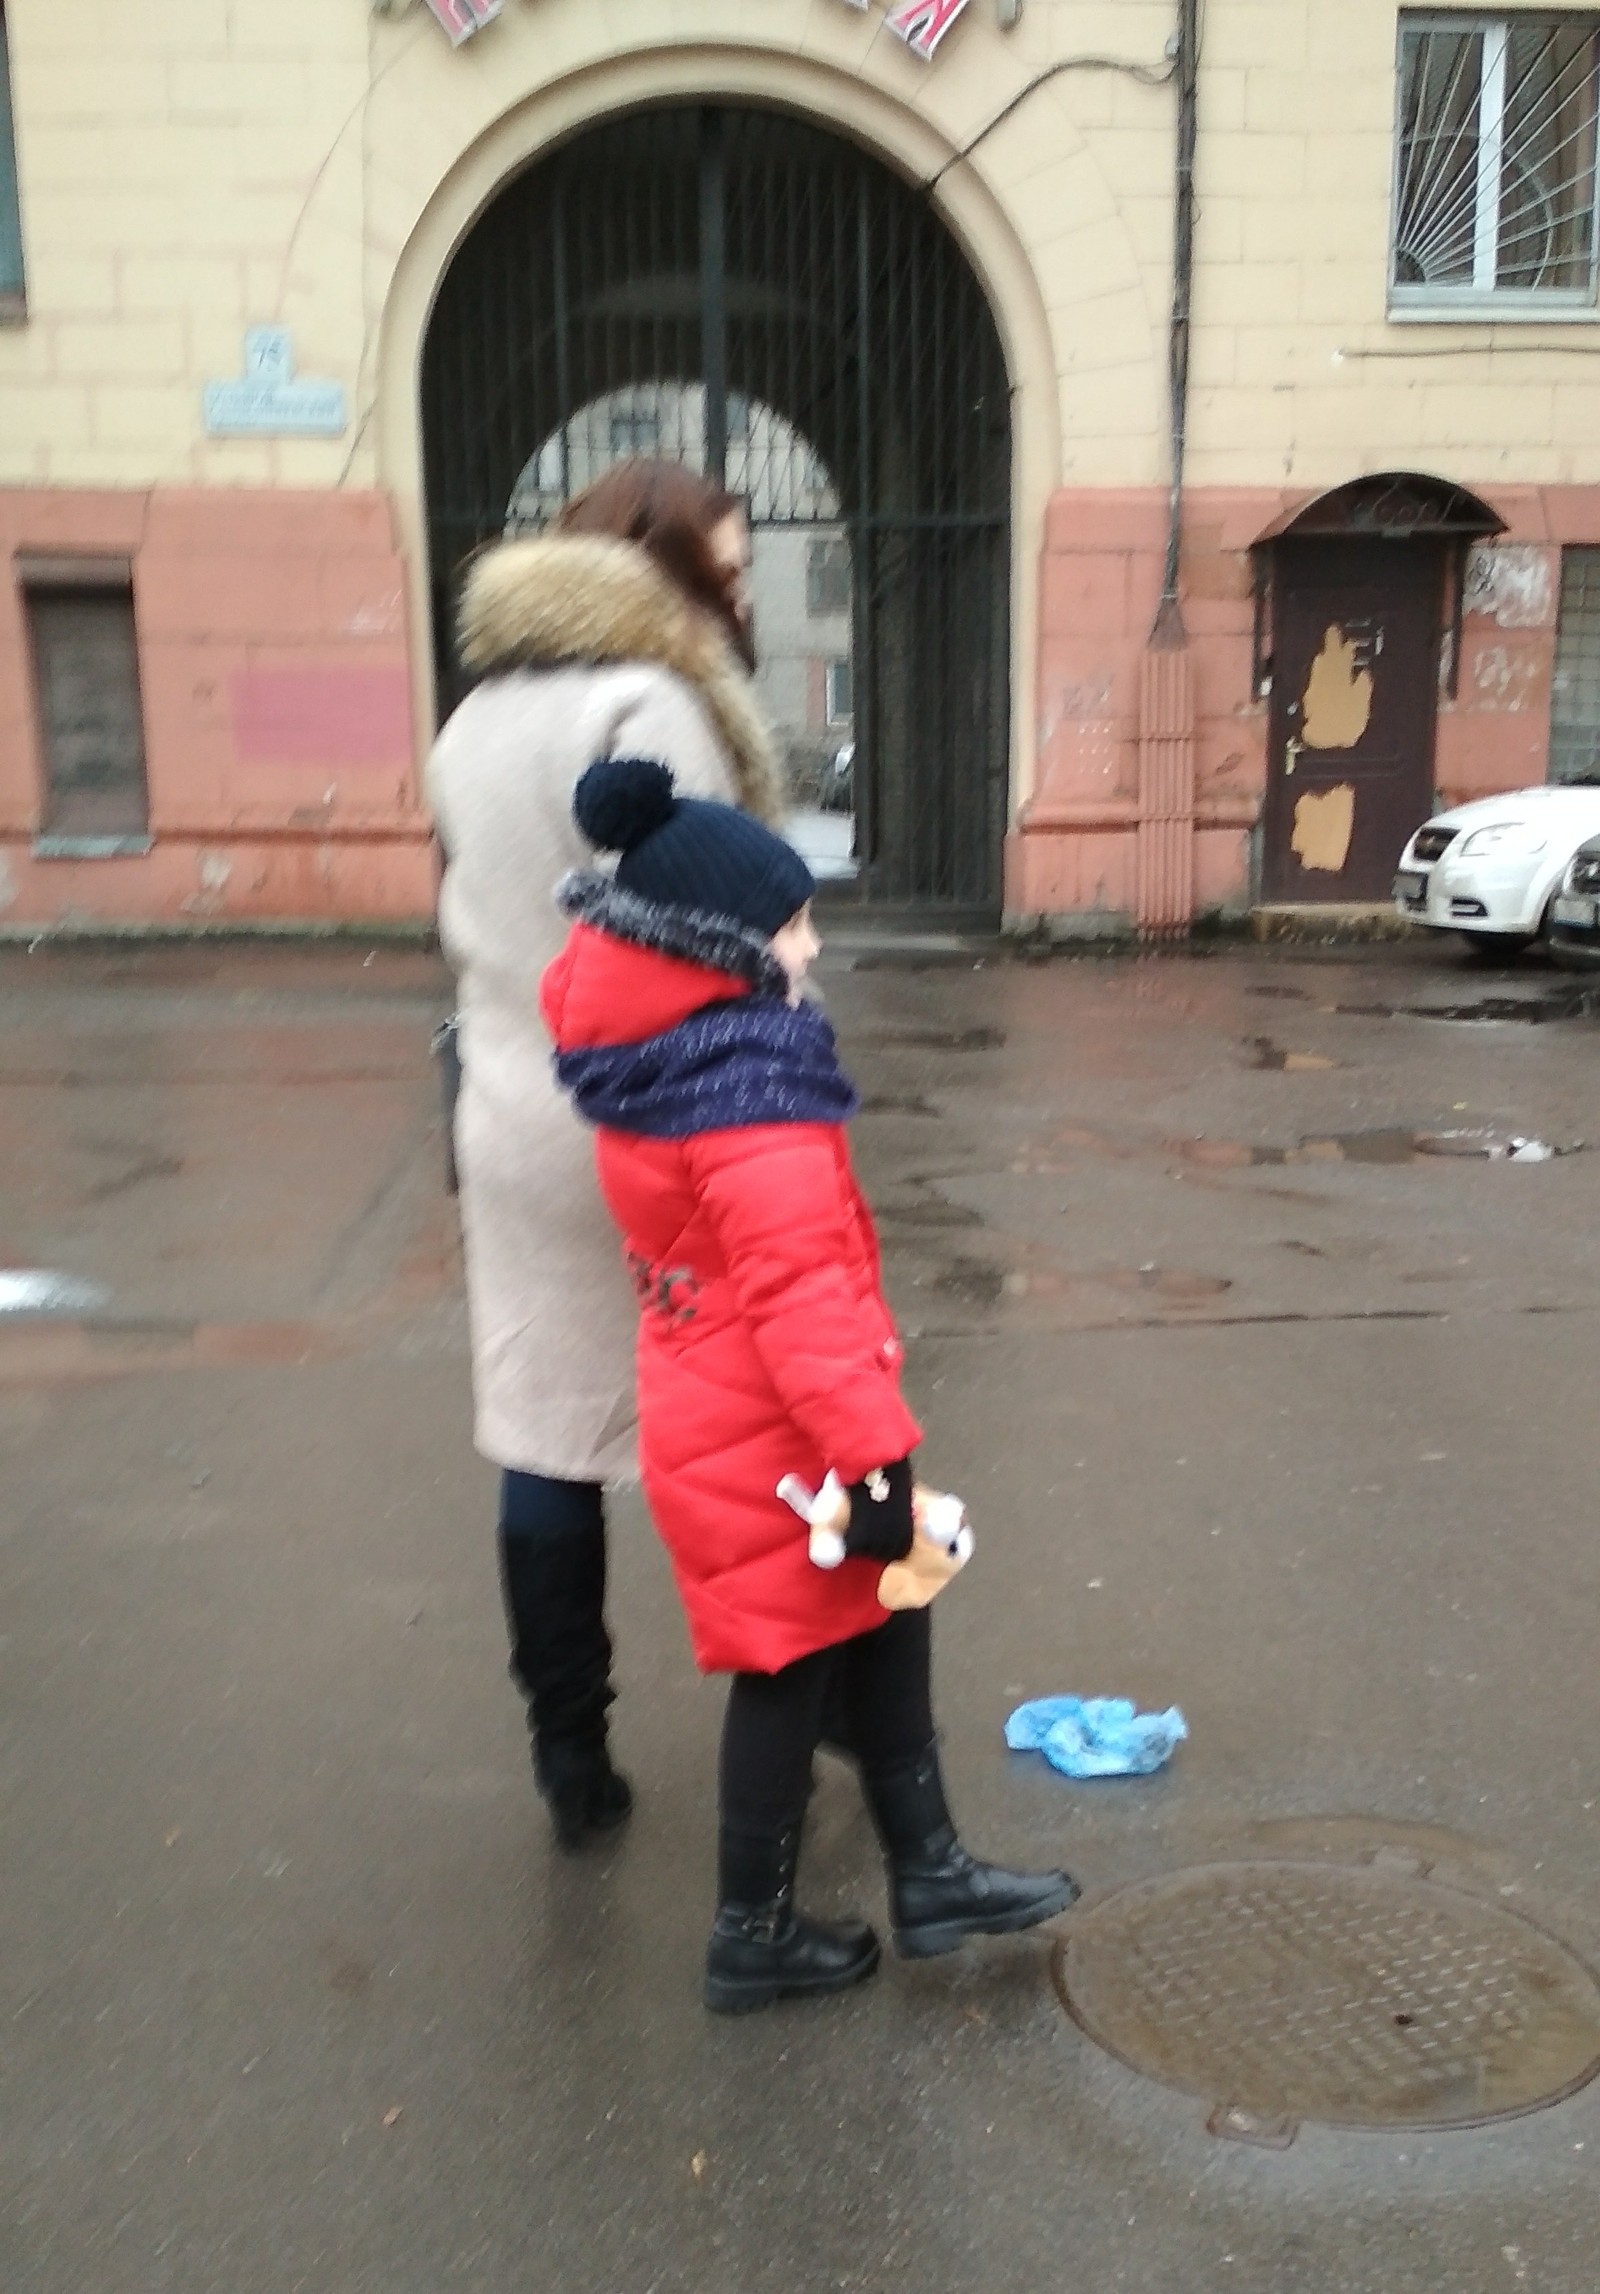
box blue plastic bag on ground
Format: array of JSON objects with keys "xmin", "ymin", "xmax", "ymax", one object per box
[{"xmin": 1005, "ymin": 1695, "xmax": 1187, "ymax": 1779}]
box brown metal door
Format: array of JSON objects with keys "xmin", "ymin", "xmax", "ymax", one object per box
[{"xmin": 1262, "ymin": 538, "xmax": 1443, "ymax": 902}]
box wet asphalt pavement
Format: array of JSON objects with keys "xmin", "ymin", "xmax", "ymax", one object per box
[{"xmin": 4, "ymin": 931, "xmax": 1600, "ymax": 2293}]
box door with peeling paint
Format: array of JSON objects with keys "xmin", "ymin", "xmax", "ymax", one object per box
[{"xmin": 1263, "ymin": 540, "xmax": 1444, "ymax": 902}]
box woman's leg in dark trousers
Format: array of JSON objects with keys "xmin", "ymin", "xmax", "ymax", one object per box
[
  {"xmin": 845, "ymin": 1610, "xmax": 1080, "ymax": 1958},
  {"xmin": 706, "ymin": 1647, "xmax": 879, "ymax": 2013},
  {"xmin": 498, "ymin": 1471, "xmax": 632, "ymax": 1850}
]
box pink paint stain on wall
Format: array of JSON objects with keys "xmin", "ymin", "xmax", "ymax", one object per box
[{"xmin": 231, "ymin": 666, "xmax": 413, "ymax": 767}]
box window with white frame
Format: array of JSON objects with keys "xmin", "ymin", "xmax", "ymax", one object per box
[{"xmin": 1392, "ymin": 13, "xmax": 1600, "ymax": 310}]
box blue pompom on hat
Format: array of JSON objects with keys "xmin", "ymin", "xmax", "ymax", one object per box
[{"xmin": 574, "ymin": 757, "xmax": 814, "ymax": 939}]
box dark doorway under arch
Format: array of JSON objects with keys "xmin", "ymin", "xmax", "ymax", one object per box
[{"xmin": 421, "ymin": 102, "xmax": 1012, "ymax": 916}]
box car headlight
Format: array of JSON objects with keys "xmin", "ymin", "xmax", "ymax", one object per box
[{"xmin": 1457, "ymin": 822, "xmax": 1547, "ymax": 857}]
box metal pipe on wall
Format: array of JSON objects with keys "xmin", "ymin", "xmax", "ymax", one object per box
[{"xmin": 1152, "ymin": 0, "xmax": 1200, "ymax": 647}]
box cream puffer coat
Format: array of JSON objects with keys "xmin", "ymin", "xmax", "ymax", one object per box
[{"xmin": 426, "ymin": 534, "xmax": 785, "ymax": 1481}]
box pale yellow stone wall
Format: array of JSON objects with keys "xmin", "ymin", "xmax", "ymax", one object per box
[
  {"xmin": 7, "ymin": 0, "xmax": 1600, "ymax": 762},
  {"xmin": 1, "ymin": 0, "xmax": 372, "ymax": 489},
  {"xmin": 1188, "ymin": 0, "xmax": 1600, "ymax": 489},
  {"xmin": 9, "ymin": 0, "xmax": 1600, "ymax": 491}
]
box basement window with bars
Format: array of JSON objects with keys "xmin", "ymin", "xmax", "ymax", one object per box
[
  {"xmin": 1392, "ymin": 13, "xmax": 1600, "ymax": 312},
  {"xmin": 22, "ymin": 564, "xmax": 152, "ymax": 851},
  {"xmin": 1550, "ymin": 548, "xmax": 1600, "ymax": 781}
]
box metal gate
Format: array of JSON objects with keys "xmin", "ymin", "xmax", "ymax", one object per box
[{"xmin": 421, "ymin": 103, "xmax": 1012, "ymax": 916}]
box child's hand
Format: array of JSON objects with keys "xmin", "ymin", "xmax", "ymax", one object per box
[{"xmin": 842, "ymin": 1458, "xmax": 915, "ymax": 1562}]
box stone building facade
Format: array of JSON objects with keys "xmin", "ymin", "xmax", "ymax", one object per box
[{"xmin": 2, "ymin": 0, "xmax": 1600, "ymax": 931}]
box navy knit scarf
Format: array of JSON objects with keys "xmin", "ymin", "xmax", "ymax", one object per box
[{"xmin": 558, "ymin": 994, "xmax": 859, "ymax": 1137}]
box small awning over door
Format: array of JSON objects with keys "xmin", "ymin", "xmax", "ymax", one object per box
[{"xmin": 1255, "ymin": 471, "xmax": 1506, "ymax": 545}]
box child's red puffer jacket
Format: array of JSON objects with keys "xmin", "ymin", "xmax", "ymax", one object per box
[{"xmin": 540, "ymin": 875, "xmax": 921, "ymax": 1674}]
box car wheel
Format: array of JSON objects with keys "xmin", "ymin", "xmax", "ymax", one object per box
[{"xmin": 1457, "ymin": 930, "xmax": 1532, "ymax": 960}]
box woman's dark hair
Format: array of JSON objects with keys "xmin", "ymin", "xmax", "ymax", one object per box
[{"xmin": 556, "ymin": 458, "xmax": 755, "ymax": 669}]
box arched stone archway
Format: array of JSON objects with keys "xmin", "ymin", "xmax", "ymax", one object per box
[{"xmin": 419, "ymin": 100, "xmax": 1012, "ymax": 915}]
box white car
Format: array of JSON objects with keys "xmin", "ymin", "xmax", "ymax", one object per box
[{"xmin": 1393, "ymin": 785, "xmax": 1600, "ymax": 955}]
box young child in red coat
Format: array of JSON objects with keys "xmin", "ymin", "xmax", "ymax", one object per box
[{"xmin": 542, "ymin": 758, "xmax": 1076, "ymax": 2012}]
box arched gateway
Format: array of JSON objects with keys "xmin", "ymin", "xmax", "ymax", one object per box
[{"xmin": 421, "ymin": 103, "xmax": 1012, "ymax": 918}]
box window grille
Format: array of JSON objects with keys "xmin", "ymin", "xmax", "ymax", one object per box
[
  {"xmin": 1392, "ymin": 14, "xmax": 1600, "ymax": 307},
  {"xmin": 1550, "ymin": 547, "xmax": 1600, "ymax": 781}
]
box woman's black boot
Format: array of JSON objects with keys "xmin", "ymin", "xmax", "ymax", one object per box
[
  {"xmin": 704, "ymin": 1825, "xmax": 880, "ymax": 2014},
  {"xmin": 864, "ymin": 1743, "xmax": 1079, "ymax": 1959},
  {"xmin": 499, "ymin": 1510, "xmax": 633, "ymax": 1851},
  {"xmin": 532, "ymin": 1711, "xmax": 633, "ymax": 1851}
]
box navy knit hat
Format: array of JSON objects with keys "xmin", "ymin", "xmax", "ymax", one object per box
[{"xmin": 574, "ymin": 758, "xmax": 814, "ymax": 939}]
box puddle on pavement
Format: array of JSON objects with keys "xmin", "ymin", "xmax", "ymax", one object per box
[
  {"xmin": 1245, "ymin": 1038, "xmax": 1340, "ymax": 1071},
  {"xmin": 1089, "ymin": 1264, "xmax": 1232, "ymax": 1304},
  {"xmin": 856, "ymin": 1025, "xmax": 1007, "ymax": 1052},
  {"xmin": 1324, "ymin": 989, "xmax": 1600, "ymax": 1024},
  {"xmin": 0, "ymin": 1269, "xmax": 111, "ymax": 1317},
  {"xmin": 929, "ymin": 1256, "xmax": 1231, "ymax": 1311},
  {"xmin": 931, "ymin": 1257, "xmax": 1008, "ymax": 1308},
  {"xmin": 1415, "ymin": 991, "xmax": 1600, "ymax": 1023},
  {"xmin": 847, "ymin": 951, "xmax": 989, "ymax": 973},
  {"xmin": 860, "ymin": 1092, "xmax": 943, "ymax": 1118},
  {"xmin": 1012, "ymin": 1113, "xmax": 1581, "ymax": 1177},
  {"xmin": 1175, "ymin": 1128, "xmax": 1581, "ymax": 1168},
  {"xmin": 879, "ymin": 1198, "xmax": 986, "ymax": 1230}
]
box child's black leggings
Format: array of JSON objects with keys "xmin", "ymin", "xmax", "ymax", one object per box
[{"xmin": 720, "ymin": 1608, "xmax": 934, "ymax": 1840}]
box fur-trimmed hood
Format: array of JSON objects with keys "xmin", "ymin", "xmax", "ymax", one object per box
[{"xmin": 458, "ymin": 534, "xmax": 784, "ymax": 826}]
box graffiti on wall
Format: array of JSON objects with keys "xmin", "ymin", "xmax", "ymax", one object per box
[{"xmin": 1463, "ymin": 543, "xmax": 1556, "ymax": 631}]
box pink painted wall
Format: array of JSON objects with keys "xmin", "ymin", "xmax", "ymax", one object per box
[
  {"xmin": 0, "ymin": 488, "xmax": 433, "ymax": 929},
  {"xmin": 0, "ymin": 478, "xmax": 1589, "ymax": 932},
  {"xmin": 1010, "ymin": 487, "xmax": 1270, "ymax": 923},
  {"xmin": 1433, "ymin": 487, "xmax": 1573, "ymax": 810},
  {"xmin": 1012, "ymin": 481, "xmax": 1598, "ymax": 924}
]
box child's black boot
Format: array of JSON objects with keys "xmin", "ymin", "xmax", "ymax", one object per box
[
  {"xmin": 704, "ymin": 1824, "xmax": 880, "ymax": 2013},
  {"xmin": 865, "ymin": 1742, "xmax": 1079, "ymax": 1958}
]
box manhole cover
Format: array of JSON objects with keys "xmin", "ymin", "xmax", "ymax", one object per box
[{"xmin": 1055, "ymin": 1861, "xmax": 1600, "ymax": 2138}]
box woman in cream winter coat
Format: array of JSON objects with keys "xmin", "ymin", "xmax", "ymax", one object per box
[{"xmin": 426, "ymin": 461, "xmax": 784, "ymax": 1848}]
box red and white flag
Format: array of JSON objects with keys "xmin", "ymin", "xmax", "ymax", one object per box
[
  {"xmin": 422, "ymin": 0, "xmax": 503, "ymax": 45},
  {"xmin": 886, "ymin": 0, "xmax": 973, "ymax": 59}
]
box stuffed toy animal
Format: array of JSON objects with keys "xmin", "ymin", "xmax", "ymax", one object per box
[{"xmin": 776, "ymin": 1471, "xmax": 975, "ymax": 1611}]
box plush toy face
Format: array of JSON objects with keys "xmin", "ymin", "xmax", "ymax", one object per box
[
  {"xmin": 877, "ymin": 1491, "xmax": 974, "ymax": 1612},
  {"xmin": 778, "ymin": 1473, "xmax": 974, "ymax": 1609}
]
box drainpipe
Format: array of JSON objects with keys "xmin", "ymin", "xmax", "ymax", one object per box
[
  {"xmin": 1152, "ymin": 0, "xmax": 1200, "ymax": 649},
  {"xmin": 1135, "ymin": 0, "xmax": 1202, "ymax": 938}
]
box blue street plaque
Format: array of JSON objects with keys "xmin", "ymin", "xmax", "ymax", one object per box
[{"xmin": 203, "ymin": 328, "xmax": 347, "ymax": 438}]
